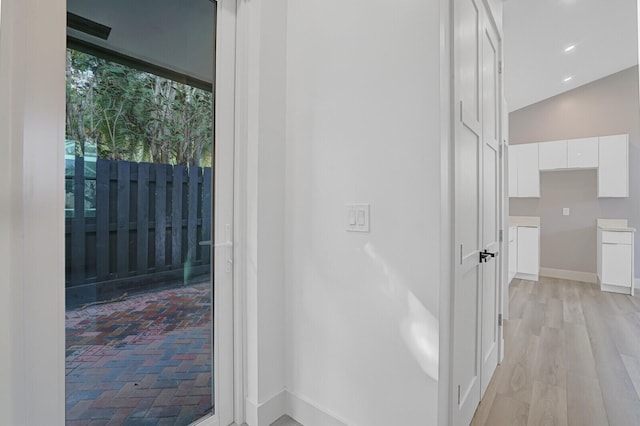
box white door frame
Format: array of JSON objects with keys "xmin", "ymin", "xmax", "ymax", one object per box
[
  {"xmin": 0, "ymin": 0, "xmax": 243, "ymax": 424},
  {"xmin": 200, "ymin": 1, "xmax": 240, "ymax": 425}
]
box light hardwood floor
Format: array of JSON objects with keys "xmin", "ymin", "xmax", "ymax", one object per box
[{"xmin": 472, "ymin": 277, "xmax": 640, "ymax": 426}]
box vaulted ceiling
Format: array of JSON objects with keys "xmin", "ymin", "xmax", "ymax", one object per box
[{"xmin": 504, "ymin": 0, "xmax": 638, "ymax": 112}]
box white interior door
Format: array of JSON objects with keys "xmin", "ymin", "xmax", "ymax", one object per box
[
  {"xmin": 452, "ymin": 0, "xmax": 502, "ymax": 423},
  {"xmin": 453, "ymin": 0, "xmax": 483, "ymax": 423},
  {"xmin": 480, "ymin": 13, "xmax": 501, "ymax": 395}
]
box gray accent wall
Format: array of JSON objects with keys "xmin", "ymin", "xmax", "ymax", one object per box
[{"xmin": 509, "ymin": 66, "xmax": 640, "ymax": 278}]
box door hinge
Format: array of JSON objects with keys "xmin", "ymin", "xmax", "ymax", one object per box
[
  {"xmin": 499, "ymin": 229, "xmax": 504, "ymax": 242},
  {"xmin": 499, "ymin": 61, "xmax": 503, "ymax": 75},
  {"xmin": 498, "ymin": 314, "xmax": 503, "ymax": 327},
  {"xmin": 499, "ymin": 143, "xmax": 503, "ymax": 158},
  {"xmin": 458, "ymin": 385, "xmax": 461, "ymax": 405}
]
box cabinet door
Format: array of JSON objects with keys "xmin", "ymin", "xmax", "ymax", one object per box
[
  {"xmin": 516, "ymin": 144, "xmax": 539, "ymax": 197},
  {"xmin": 567, "ymin": 137, "xmax": 598, "ymax": 168},
  {"xmin": 517, "ymin": 226, "xmax": 539, "ymax": 275},
  {"xmin": 602, "ymin": 243, "xmax": 632, "ymax": 287},
  {"xmin": 508, "ymin": 146, "xmax": 518, "ymax": 197},
  {"xmin": 598, "ymin": 134, "xmax": 629, "ymax": 198},
  {"xmin": 508, "ymin": 228, "xmax": 517, "ymax": 280},
  {"xmin": 539, "ymin": 140, "xmax": 567, "ymax": 170}
]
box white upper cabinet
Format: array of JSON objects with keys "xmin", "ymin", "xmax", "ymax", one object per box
[
  {"xmin": 508, "ymin": 146, "xmax": 518, "ymax": 198},
  {"xmin": 538, "ymin": 140, "xmax": 567, "ymax": 170},
  {"xmin": 598, "ymin": 134, "xmax": 629, "ymax": 198},
  {"xmin": 510, "ymin": 134, "xmax": 628, "ymax": 198},
  {"xmin": 567, "ymin": 137, "xmax": 599, "ymax": 168},
  {"xmin": 516, "ymin": 144, "xmax": 540, "ymax": 197}
]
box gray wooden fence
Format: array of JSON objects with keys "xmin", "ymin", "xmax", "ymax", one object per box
[{"xmin": 65, "ymin": 157, "xmax": 212, "ymax": 307}]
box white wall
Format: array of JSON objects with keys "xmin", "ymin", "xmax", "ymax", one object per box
[
  {"xmin": 284, "ymin": 2, "xmax": 445, "ymax": 425},
  {"xmin": 0, "ymin": 0, "xmax": 66, "ymax": 424}
]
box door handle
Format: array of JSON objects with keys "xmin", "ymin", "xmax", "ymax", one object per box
[
  {"xmin": 479, "ymin": 249, "xmax": 497, "ymax": 263},
  {"xmin": 199, "ymin": 240, "xmax": 233, "ymax": 248},
  {"xmin": 199, "ymin": 224, "xmax": 233, "ymax": 272}
]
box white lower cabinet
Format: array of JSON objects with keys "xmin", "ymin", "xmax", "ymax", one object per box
[
  {"xmin": 515, "ymin": 226, "xmax": 540, "ymax": 280},
  {"xmin": 508, "ymin": 226, "xmax": 517, "ymax": 283},
  {"xmin": 597, "ymin": 228, "xmax": 635, "ymax": 295}
]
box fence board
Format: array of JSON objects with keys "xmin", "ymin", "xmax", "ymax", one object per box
[
  {"xmin": 155, "ymin": 164, "xmax": 168, "ymax": 270},
  {"xmin": 116, "ymin": 161, "xmax": 130, "ymax": 275},
  {"xmin": 172, "ymin": 165, "xmax": 185, "ymax": 267},
  {"xmin": 187, "ymin": 167, "xmax": 199, "ymax": 264},
  {"xmin": 95, "ymin": 159, "xmax": 110, "ymax": 281},
  {"xmin": 71, "ymin": 156, "xmax": 86, "ymax": 284},
  {"xmin": 137, "ymin": 163, "xmax": 150, "ymax": 275},
  {"xmin": 66, "ymin": 158, "xmax": 212, "ymax": 300}
]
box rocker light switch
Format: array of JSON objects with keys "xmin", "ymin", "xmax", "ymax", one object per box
[
  {"xmin": 346, "ymin": 204, "xmax": 370, "ymax": 232},
  {"xmin": 563, "ymin": 208, "xmax": 570, "ymax": 216},
  {"xmin": 348, "ymin": 210, "xmax": 356, "ymax": 226}
]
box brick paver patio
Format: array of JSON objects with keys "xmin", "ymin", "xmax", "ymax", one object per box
[{"xmin": 65, "ymin": 282, "xmax": 213, "ymax": 426}]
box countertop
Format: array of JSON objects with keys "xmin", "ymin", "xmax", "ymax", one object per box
[
  {"xmin": 509, "ymin": 216, "xmax": 540, "ymax": 227},
  {"xmin": 597, "ymin": 219, "xmax": 636, "ymax": 232}
]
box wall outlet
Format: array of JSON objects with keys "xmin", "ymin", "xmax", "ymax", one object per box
[
  {"xmin": 563, "ymin": 208, "xmax": 570, "ymax": 216},
  {"xmin": 346, "ymin": 204, "xmax": 370, "ymax": 232}
]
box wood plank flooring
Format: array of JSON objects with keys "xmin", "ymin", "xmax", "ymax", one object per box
[{"xmin": 472, "ymin": 277, "xmax": 640, "ymax": 426}]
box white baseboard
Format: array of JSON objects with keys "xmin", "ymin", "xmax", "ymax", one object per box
[
  {"xmin": 245, "ymin": 390, "xmax": 347, "ymax": 426},
  {"xmin": 601, "ymin": 283, "xmax": 633, "ymax": 295},
  {"xmin": 539, "ymin": 267, "xmax": 597, "ymax": 284},
  {"xmin": 286, "ymin": 391, "xmax": 348, "ymax": 426},
  {"xmin": 514, "ymin": 272, "xmax": 539, "ymax": 281},
  {"xmin": 245, "ymin": 390, "xmax": 287, "ymax": 426}
]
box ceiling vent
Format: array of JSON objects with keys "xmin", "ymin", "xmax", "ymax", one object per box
[{"xmin": 67, "ymin": 12, "xmax": 112, "ymax": 40}]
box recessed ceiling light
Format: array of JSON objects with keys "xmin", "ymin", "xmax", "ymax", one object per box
[
  {"xmin": 564, "ymin": 45, "xmax": 576, "ymax": 53},
  {"xmin": 563, "ymin": 76, "xmax": 573, "ymax": 82}
]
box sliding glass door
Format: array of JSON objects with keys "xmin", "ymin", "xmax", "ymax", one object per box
[{"xmin": 64, "ymin": 1, "xmax": 235, "ymax": 425}]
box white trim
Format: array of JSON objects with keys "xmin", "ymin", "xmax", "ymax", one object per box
[
  {"xmin": 3, "ymin": 0, "xmax": 67, "ymax": 423},
  {"xmin": 233, "ymin": 0, "xmax": 250, "ymax": 424},
  {"xmin": 245, "ymin": 391, "xmax": 287, "ymax": 426},
  {"xmin": 601, "ymin": 283, "xmax": 633, "ymax": 295},
  {"xmin": 514, "ymin": 272, "xmax": 539, "ymax": 281},
  {"xmin": 233, "ymin": 1, "xmax": 250, "ymax": 424},
  {"xmin": 438, "ymin": 0, "xmax": 452, "ymax": 423},
  {"xmin": 192, "ymin": 415, "xmax": 220, "ymax": 426},
  {"xmin": 539, "ymin": 267, "xmax": 597, "ymax": 284},
  {"xmin": 215, "ymin": 1, "xmax": 240, "ymax": 425},
  {"xmin": 286, "ymin": 391, "xmax": 349, "ymax": 426}
]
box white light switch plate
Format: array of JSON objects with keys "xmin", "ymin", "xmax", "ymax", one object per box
[
  {"xmin": 563, "ymin": 208, "xmax": 570, "ymax": 216},
  {"xmin": 346, "ymin": 204, "xmax": 370, "ymax": 232}
]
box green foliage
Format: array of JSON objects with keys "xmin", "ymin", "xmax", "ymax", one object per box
[{"xmin": 66, "ymin": 49, "xmax": 213, "ymax": 167}]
